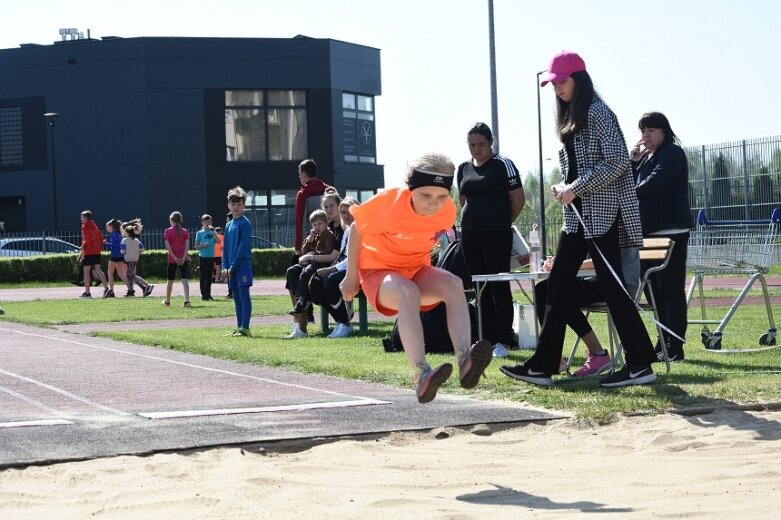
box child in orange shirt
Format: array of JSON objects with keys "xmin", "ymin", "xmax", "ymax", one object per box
[{"xmin": 340, "ymin": 152, "xmax": 492, "ymax": 403}]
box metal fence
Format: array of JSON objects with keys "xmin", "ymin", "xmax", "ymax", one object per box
[{"xmin": 685, "ymin": 135, "xmax": 781, "ymax": 222}]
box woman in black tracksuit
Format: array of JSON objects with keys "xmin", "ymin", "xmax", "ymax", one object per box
[{"xmin": 457, "ymin": 123, "xmax": 525, "ymax": 357}]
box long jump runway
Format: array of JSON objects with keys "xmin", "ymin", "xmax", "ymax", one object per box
[{"xmin": 0, "ymin": 322, "xmax": 560, "ymax": 467}]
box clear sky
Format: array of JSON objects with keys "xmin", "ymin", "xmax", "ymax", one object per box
[{"xmin": 2, "ymin": 0, "xmax": 779, "ymax": 187}]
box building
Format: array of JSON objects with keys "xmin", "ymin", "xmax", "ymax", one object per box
[{"xmin": 0, "ymin": 34, "xmax": 383, "ymax": 245}]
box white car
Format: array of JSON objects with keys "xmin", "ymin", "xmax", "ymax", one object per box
[{"xmin": 0, "ymin": 237, "xmax": 81, "ymax": 257}]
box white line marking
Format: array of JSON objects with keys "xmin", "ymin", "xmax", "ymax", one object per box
[
  {"xmin": 0, "ymin": 384, "xmax": 69, "ymax": 415},
  {"xmin": 0, "ymin": 419, "xmax": 74, "ymax": 429},
  {"xmin": 138, "ymin": 398, "xmax": 391, "ymax": 419},
  {"xmin": 0, "ymin": 367, "xmax": 131, "ymax": 416},
  {"xmin": 0, "ymin": 327, "xmax": 379, "ymax": 402}
]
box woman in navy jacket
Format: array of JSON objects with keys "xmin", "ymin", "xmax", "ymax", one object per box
[{"xmin": 631, "ymin": 112, "xmax": 691, "ymax": 361}]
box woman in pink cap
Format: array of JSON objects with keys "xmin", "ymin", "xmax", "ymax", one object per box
[{"xmin": 500, "ymin": 51, "xmax": 658, "ymax": 388}]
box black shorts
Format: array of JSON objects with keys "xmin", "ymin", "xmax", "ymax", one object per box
[
  {"xmin": 167, "ymin": 261, "xmax": 190, "ymax": 280},
  {"xmin": 109, "ymin": 257, "xmax": 126, "ymax": 263},
  {"xmin": 214, "ymin": 257, "xmax": 222, "ymax": 267},
  {"xmin": 81, "ymin": 254, "xmax": 102, "ymax": 267}
]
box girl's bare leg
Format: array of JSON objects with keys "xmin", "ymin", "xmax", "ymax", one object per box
[{"xmin": 375, "ymin": 273, "xmax": 427, "ymax": 369}]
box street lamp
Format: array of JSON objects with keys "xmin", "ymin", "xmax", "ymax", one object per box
[
  {"xmin": 488, "ymin": 0, "xmax": 500, "ymax": 153},
  {"xmin": 535, "ymin": 70, "xmax": 547, "ymax": 254},
  {"xmin": 44, "ymin": 112, "xmax": 60, "ymax": 230}
]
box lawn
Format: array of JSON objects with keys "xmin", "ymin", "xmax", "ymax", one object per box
[{"xmin": 2, "ymin": 289, "xmax": 779, "ymax": 422}]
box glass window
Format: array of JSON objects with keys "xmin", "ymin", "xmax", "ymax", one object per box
[
  {"xmin": 342, "ymin": 91, "xmax": 375, "ymax": 164},
  {"xmin": 225, "ymin": 90, "xmax": 263, "ymax": 106},
  {"xmin": 268, "ymin": 90, "xmax": 306, "ymax": 106},
  {"xmin": 268, "ymin": 108, "xmax": 308, "ymax": 161},
  {"xmin": 225, "ymin": 90, "xmax": 307, "ymax": 162},
  {"xmin": 225, "ymin": 108, "xmax": 266, "ymax": 161},
  {"xmin": 357, "ymin": 95, "xmax": 373, "ymax": 112},
  {"xmin": 0, "ymin": 106, "xmax": 23, "ymax": 168},
  {"xmin": 342, "ymin": 93, "xmax": 356, "ymax": 110}
]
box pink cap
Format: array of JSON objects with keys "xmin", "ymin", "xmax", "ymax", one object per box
[{"xmin": 540, "ymin": 51, "xmax": 586, "ymax": 86}]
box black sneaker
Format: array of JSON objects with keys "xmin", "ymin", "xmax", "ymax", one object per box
[
  {"xmin": 125, "ymin": 290, "xmax": 136, "ymax": 297},
  {"xmin": 655, "ymin": 345, "xmax": 685, "ymax": 362},
  {"xmin": 142, "ymin": 284, "xmax": 154, "ymax": 297},
  {"xmin": 599, "ymin": 365, "xmax": 657, "ymax": 388},
  {"xmin": 79, "ymin": 292, "xmax": 92, "ymax": 299},
  {"xmin": 104, "ymin": 289, "xmax": 115, "ymax": 298},
  {"xmin": 289, "ymin": 300, "xmax": 311, "ymax": 316},
  {"xmin": 499, "ymin": 364, "xmax": 554, "ymax": 387}
]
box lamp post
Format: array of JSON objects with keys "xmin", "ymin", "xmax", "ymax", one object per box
[
  {"xmin": 488, "ymin": 0, "xmax": 499, "ymax": 153},
  {"xmin": 44, "ymin": 112, "xmax": 60, "ymax": 230},
  {"xmin": 535, "ymin": 71, "xmax": 547, "ymax": 254}
]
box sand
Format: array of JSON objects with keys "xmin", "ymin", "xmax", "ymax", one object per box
[{"xmin": 1, "ymin": 408, "xmax": 779, "ymax": 519}]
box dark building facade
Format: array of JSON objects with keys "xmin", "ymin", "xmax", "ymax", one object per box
[{"xmin": 0, "ymin": 36, "xmax": 382, "ymax": 245}]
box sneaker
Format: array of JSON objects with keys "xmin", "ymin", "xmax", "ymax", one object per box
[
  {"xmin": 161, "ymin": 300, "xmax": 170, "ymax": 307},
  {"xmin": 224, "ymin": 329, "xmax": 239, "ymax": 337},
  {"xmin": 599, "ymin": 365, "xmax": 656, "ymax": 388},
  {"xmin": 655, "ymin": 344, "xmax": 685, "ymax": 362},
  {"xmin": 183, "ymin": 301, "xmax": 192, "ymax": 308},
  {"xmin": 102, "ymin": 286, "xmax": 110, "ymax": 297},
  {"xmin": 492, "ymin": 343, "xmax": 510, "ymax": 358},
  {"xmin": 499, "ymin": 364, "xmax": 554, "ymax": 387},
  {"xmin": 285, "ymin": 324, "xmax": 308, "ymax": 339},
  {"xmin": 574, "ymin": 352, "xmax": 612, "ymax": 377},
  {"xmin": 288, "ymin": 299, "xmax": 311, "ymax": 316},
  {"xmin": 79, "ymin": 292, "xmax": 92, "ymax": 299},
  {"xmin": 559, "ymin": 357, "xmax": 570, "ymax": 373},
  {"xmin": 414, "ymin": 363, "xmax": 453, "ymax": 404},
  {"xmin": 125, "ymin": 290, "xmax": 136, "ymax": 297},
  {"xmin": 225, "ymin": 294, "xmax": 233, "ymax": 299},
  {"xmin": 328, "ymin": 323, "xmax": 355, "ymax": 339},
  {"xmin": 458, "ymin": 339, "xmax": 492, "ymax": 389},
  {"xmin": 235, "ymin": 327, "xmax": 251, "ymax": 337},
  {"xmin": 104, "ymin": 289, "xmax": 115, "ymax": 298},
  {"xmin": 142, "ymin": 285, "xmax": 154, "ymax": 297}
]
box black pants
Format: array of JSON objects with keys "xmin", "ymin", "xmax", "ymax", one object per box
[
  {"xmin": 286, "ymin": 262, "xmax": 324, "ymax": 300},
  {"xmin": 642, "ymin": 231, "xmax": 689, "ymax": 351},
  {"xmin": 199, "ymin": 257, "xmax": 214, "ymax": 298},
  {"xmin": 461, "ymin": 228, "xmax": 514, "ymax": 346},
  {"xmin": 534, "ymin": 277, "xmax": 604, "ymax": 338},
  {"xmin": 322, "ymin": 270, "xmax": 351, "ymax": 324},
  {"xmin": 526, "ymin": 220, "xmax": 656, "ymax": 374}
]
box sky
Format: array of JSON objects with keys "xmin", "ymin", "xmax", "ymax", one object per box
[{"xmin": 2, "ymin": 0, "xmax": 779, "ymax": 188}]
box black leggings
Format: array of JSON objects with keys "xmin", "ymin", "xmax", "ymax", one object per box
[{"xmin": 461, "ymin": 228, "xmax": 514, "ymax": 346}]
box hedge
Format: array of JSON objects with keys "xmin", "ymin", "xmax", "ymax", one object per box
[{"xmin": 0, "ymin": 249, "xmax": 295, "ymax": 283}]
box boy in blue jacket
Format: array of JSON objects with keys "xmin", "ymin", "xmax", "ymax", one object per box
[{"xmin": 222, "ymin": 186, "xmax": 254, "ymax": 337}]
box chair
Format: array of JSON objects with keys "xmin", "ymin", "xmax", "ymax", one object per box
[{"xmin": 564, "ymin": 237, "xmax": 677, "ymax": 375}]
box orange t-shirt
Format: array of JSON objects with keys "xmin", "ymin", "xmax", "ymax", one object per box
[
  {"xmin": 214, "ymin": 234, "xmax": 223, "ymax": 258},
  {"xmin": 350, "ymin": 187, "xmax": 456, "ymax": 279}
]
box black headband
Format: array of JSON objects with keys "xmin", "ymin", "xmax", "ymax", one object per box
[{"xmin": 406, "ymin": 168, "xmax": 453, "ymax": 191}]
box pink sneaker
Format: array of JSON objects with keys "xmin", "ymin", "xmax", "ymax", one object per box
[{"xmin": 574, "ymin": 352, "xmax": 612, "ymax": 377}]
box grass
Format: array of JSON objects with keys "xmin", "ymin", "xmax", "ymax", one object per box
[{"xmin": 2, "ymin": 288, "xmax": 779, "ymax": 422}]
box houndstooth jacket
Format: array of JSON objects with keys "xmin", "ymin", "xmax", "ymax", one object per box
[{"xmin": 557, "ymin": 97, "xmax": 643, "ymax": 248}]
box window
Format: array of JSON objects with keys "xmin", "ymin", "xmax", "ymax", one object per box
[
  {"xmin": 342, "ymin": 93, "xmax": 376, "ymax": 164},
  {"xmin": 0, "ymin": 106, "xmax": 23, "ymax": 167},
  {"xmin": 346, "ymin": 189, "xmax": 375, "ymax": 202},
  {"xmin": 243, "ymin": 188, "xmax": 297, "ymax": 246},
  {"xmin": 225, "ymin": 90, "xmax": 308, "ymax": 162}
]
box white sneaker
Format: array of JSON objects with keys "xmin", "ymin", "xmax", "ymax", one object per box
[
  {"xmin": 285, "ymin": 324, "xmax": 308, "ymax": 339},
  {"xmin": 329, "ymin": 323, "xmax": 354, "ymax": 339},
  {"xmin": 492, "ymin": 343, "xmax": 510, "ymax": 358}
]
